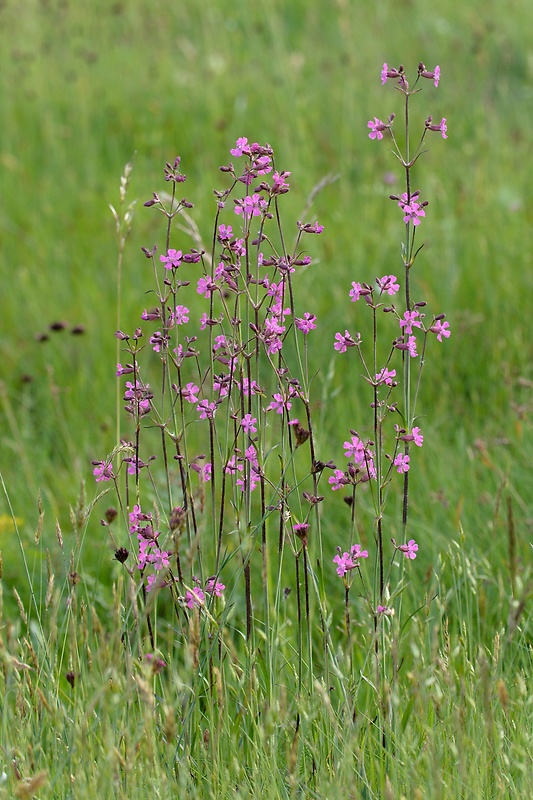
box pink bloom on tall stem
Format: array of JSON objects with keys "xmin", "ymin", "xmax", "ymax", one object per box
[
  {"xmin": 182, "ymin": 383, "xmax": 199, "ymax": 403},
  {"xmin": 218, "ymin": 223, "xmax": 233, "ymax": 240},
  {"xmin": 92, "ymin": 461, "xmax": 113, "ymax": 482},
  {"xmin": 401, "ymin": 200, "xmax": 426, "ymax": 226},
  {"xmin": 399, "ymin": 310, "xmax": 423, "ymax": 335},
  {"xmin": 349, "ymin": 282, "xmax": 364, "ymax": 302},
  {"xmin": 430, "ymin": 319, "xmax": 451, "ymax": 342},
  {"xmin": 406, "ymin": 335, "xmax": 418, "ymax": 358},
  {"xmin": 343, "ymin": 434, "xmax": 365, "ymax": 462},
  {"xmin": 394, "ymin": 453, "xmax": 410, "ymax": 473},
  {"xmin": 185, "ymin": 588, "xmax": 205, "ymax": 608},
  {"xmin": 328, "ymin": 469, "xmax": 348, "ymax": 491},
  {"xmin": 197, "ymin": 400, "xmax": 217, "ymax": 420},
  {"xmin": 398, "ymin": 539, "xmax": 419, "ymax": 560},
  {"xmin": 377, "ymin": 275, "xmax": 400, "ymax": 295},
  {"xmin": 234, "ymin": 193, "xmax": 268, "ymax": 218},
  {"xmin": 333, "ymin": 543, "xmax": 369, "ymax": 577},
  {"xmin": 368, "ymin": 117, "xmax": 388, "ymax": 140},
  {"xmin": 159, "ymin": 249, "xmax": 182, "ymax": 269},
  {"xmin": 426, "ymin": 116, "xmax": 448, "ymax": 139},
  {"xmin": 266, "ymin": 393, "xmax": 291, "ymax": 415},
  {"xmin": 241, "ymin": 414, "xmax": 257, "ymax": 434},
  {"xmin": 412, "ymin": 427, "xmax": 424, "ymax": 447},
  {"xmin": 375, "ymin": 367, "xmax": 396, "ymax": 386},
  {"xmin": 295, "ymin": 312, "xmax": 317, "ymax": 334},
  {"xmin": 230, "ymin": 137, "xmax": 250, "ymax": 157},
  {"xmin": 334, "ymin": 330, "xmax": 358, "ymax": 353},
  {"xmin": 173, "ymin": 305, "xmax": 189, "ymax": 325},
  {"xmin": 197, "ymin": 276, "xmax": 216, "ymax": 298},
  {"xmin": 205, "ymin": 577, "xmax": 225, "ymax": 596}
]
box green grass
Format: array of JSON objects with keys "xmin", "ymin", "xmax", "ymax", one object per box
[{"xmin": 0, "ymin": 0, "xmax": 532, "ymax": 797}]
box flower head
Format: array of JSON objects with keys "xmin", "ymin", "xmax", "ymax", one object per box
[
  {"xmin": 393, "ymin": 453, "xmax": 410, "ymax": 473},
  {"xmin": 205, "ymin": 577, "xmax": 225, "ymax": 596},
  {"xmin": 398, "ymin": 539, "xmax": 419, "ymax": 560},
  {"xmin": 377, "ymin": 275, "xmax": 400, "ymax": 295},
  {"xmin": 92, "ymin": 461, "xmax": 114, "ymax": 482},
  {"xmin": 367, "ymin": 117, "xmax": 388, "ymax": 140},
  {"xmin": 230, "ymin": 137, "xmax": 250, "ymax": 157},
  {"xmin": 295, "ymin": 312, "xmax": 317, "ymax": 334},
  {"xmin": 429, "ymin": 319, "xmax": 451, "ymax": 342},
  {"xmin": 185, "ymin": 587, "xmax": 205, "ymax": 608},
  {"xmin": 333, "ymin": 544, "xmax": 369, "ymax": 577},
  {"xmin": 334, "ymin": 330, "xmax": 359, "ymax": 353},
  {"xmin": 425, "ymin": 116, "xmax": 448, "ymax": 140},
  {"xmin": 159, "ymin": 249, "xmax": 182, "ymax": 269},
  {"xmin": 241, "ymin": 414, "xmax": 257, "ymax": 434}
]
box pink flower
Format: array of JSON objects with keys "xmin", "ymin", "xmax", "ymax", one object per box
[
  {"xmin": 349, "ymin": 282, "xmax": 364, "ymax": 302},
  {"xmin": 240, "ymin": 378, "xmax": 261, "ymax": 396},
  {"xmin": 241, "ymin": 414, "xmax": 257, "ymax": 434},
  {"xmin": 394, "ymin": 453, "xmax": 410, "ymax": 473},
  {"xmin": 334, "ymin": 330, "xmax": 358, "ymax": 353},
  {"xmin": 173, "ymin": 305, "xmax": 189, "ymax": 325},
  {"xmin": 254, "ymin": 155, "xmax": 272, "ymax": 175},
  {"xmin": 185, "ymin": 588, "xmax": 205, "ymax": 608},
  {"xmin": 245, "ymin": 444, "xmax": 258, "ymax": 466},
  {"xmin": 293, "ymin": 522, "xmax": 310, "ymax": 539},
  {"xmin": 197, "ymin": 276, "xmax": 216, "ymax": 298},
  {"xmin": 398, "ymin": 539, "xmax": 419, "ymax": 560},
  {"xmin": 333, "ymin": 543, "xmax": 369, "ymax": 577},
  {"xmin": 213, "ymin": 334, "xmax": 228, "ymax": 351},
  {"xmin": 343, "ymin": 434, "xmax": 365, "ymax": 462},
  {"xmin": 92, "ymin": 461, "xmax": 113, "ymax": 482},
  {"xmin": 419, "ymin": 64, "xmax": 441, "ymax": 88},
  {"xmin": 266, "ymin": 392, "xmax": 291, "ymax": 415},
  {"xmin": 401, "ymin": 201, "xmax": 426, "ymax": 226},
  {"xmin": 395, "ymin": 335, "xmax": 418, "ymax": 358},
  {"xmin": 116, "ymin": 363, "xmax": 134, "ymax": 376},
  {"xmin": 295, "ymin": 312, "xmax": 317, "ymax": 334},
  {"xmin": 429, "ymin": 319, "xmax": 451, "ymax": 342},
  {"xmin": 381, "ymin": 63, "xmax": 402, "ymax": 85},
  {"xmin": 205, "ymin": 578, "xmax": 225, "ymax": 596},
  {"xmin": 272, "ymin": 171, "xmax": 291, "ymax": 191},
  {"xmin": 399, "ymin": 310, "xmax": 423, "ymax": 335},
  {"xmin": 377, "ymin": 275, "xmax": 400, "ymax": 295},
  {"xmin": 230, "ymin": 137, "xmax": 250, "ymax": 157},
  {"xmin": 426, "ymin": 117, "xmax": 448, "ymax": 139},
  {"xmin": 328, "ymin": 469, "xmax": 348, "ymax": 491},
  {"xmin": 197, "ymin": 400, "xmax": 217, "ymax": 420},
  {"xmin": 182, "ymin": 383, "xmax": 199, "ymax": 403},
  {"xmin": 159, "ymin": 249, "xmax": 182, "ymax": 269},
  {"xmin": 218, "ymin": 223, "xmax": 233, "ymax": 241},
  {"xmin": 150, "ymin": 549, "xmax": 170, "ymax": 570},
  {"xmin": 234, "ymin": 193, "xmax": 268, "ymax": 218},
  {"xmin": 412, "ymin": 427, "xmax": 424, "ymax": 447},
  {"xmin": 368, "ymin": 117, "xmax": 388, "ymax": 140},
  {"xmin": 375, "ymin": 368, "xmax": 396, "ymax": 386}
]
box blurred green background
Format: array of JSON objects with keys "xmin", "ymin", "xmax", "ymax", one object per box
[{"xmin": 1, "ymin": 0, "xmax": 532, "ymax": 597}]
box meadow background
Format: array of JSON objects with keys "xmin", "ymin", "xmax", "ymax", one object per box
[{"xmin": 0, "ymin": 0, "xmax": 532, "ymax": 797}]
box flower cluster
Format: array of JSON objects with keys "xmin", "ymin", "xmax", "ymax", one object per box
[{"xmin": 182, "ymin": 576, "xmax": 226, "ymax": 609}]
